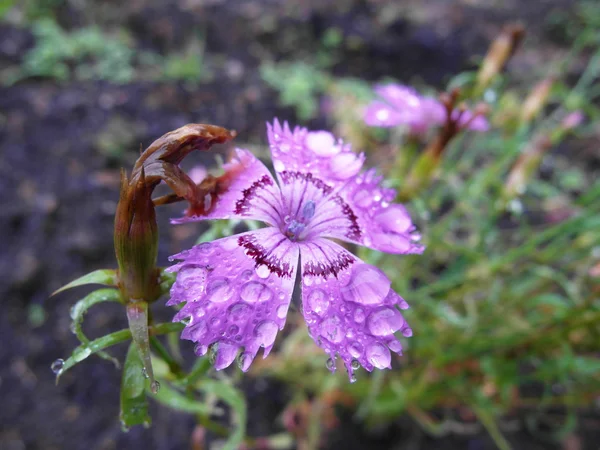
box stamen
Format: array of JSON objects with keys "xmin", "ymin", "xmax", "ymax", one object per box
[{"xmin": 302, "ymin": 200, "xmax": 316, "ymax": 220}]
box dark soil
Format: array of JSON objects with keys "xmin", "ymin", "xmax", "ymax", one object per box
[{"xmin": 1, "ymin": 1, "xmax": 597, "ymax": 449}]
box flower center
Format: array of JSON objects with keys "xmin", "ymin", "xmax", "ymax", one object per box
[{"xmin": 284, "ymin": 200, "xmax": 316, "ymax": 241}]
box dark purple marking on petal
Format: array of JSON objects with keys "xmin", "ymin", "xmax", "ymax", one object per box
[
  {"xmin": 280, "ymin": 171, "xmax": 333, "ymax": 195},
  {"xmin": 234, "ymin": 174, "xmax": 275, "ymax": 215},
  {"xmin": 238, "ymin": 234, "xmax": 294, "ymax": 278},
  {"xmin": 332, "ymin": 194, "xmax": 362, "ymax": 241},
  {"xmin": 302, "ymin": 243, "xmax": 356, "ymax": 279}
]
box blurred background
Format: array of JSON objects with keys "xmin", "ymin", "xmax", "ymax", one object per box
[{"xmin": 1, "ymin": 0, "xmax": 599, "ymax": 449}]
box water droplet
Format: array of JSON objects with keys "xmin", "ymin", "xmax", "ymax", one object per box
[
  {"xmin": 348, "ymin": 342, "xmax": 363, "ymax": 358},
  {"xmin": 367, "ymin": 307, "xmax": 404, "ymax": 336},
  {"xmin": 354, "ymin": 308, "xmax": 365, "ymax": 323},
  {"xmin": 228, "ymin": 325, "xmax": 239, "ymax": 336},
  {"xmin": 189, "ymin": 322, "xmax": 207, "ymax": 340},
  {"xmin": 150, "ymin": 380, "xmax": 160, "ymax": 394},
  {"xmin": 51, "ymin": 358, "xmax": 64, "ymax": 374},
  {"xmin": 228, "ymin": 302, "xmax": 252, "ymax": 320},
  {"xmin": 326, "ymin": 357, "xmax": 335, "ymax": 370},
  {"xmin": 366, "ymin": 343, "xmax": 391, "ymax": 369},
  {"xmin": 209, "ymin": 316, "xmax": 222, "ymax": 329},
  {"xmin": 349, "ymin": 374, "xmax": 357, "ymax": 383},
  {"xmin": 142, "ymin": 367, "xmax": 149, "ymax": 379},
  {"xmin": 307, "ymin": 289, "xmax": 328, "ymax": 315},
  {"xmin": 341, "ymin": 265, "xmax": 390, "ymax": 305},
  {"xmin": 194, "ymin": 343, "xmax": 208, "ymax": 356},
  {"xmin": 276, "ymin": 303, "xmax": 288, "ymax": 318},
  {"xmin": 180, "ymin": 316, "xmax": 192, "ymax": 325},
  {"xmin": 208, "ymin": 343, "xmax": 218, "ymax": 364},
  {"xmin": 254, "ymin": 320, "xmax": 278, "ymax": 347},
  {"xmin": 351, "ymin": 359, "xmax": 360, "ymax": 370},
  {"xmin": 237, "ymin": 352, "xmax": 254, "ymax": 371},
  {"xmin": 255, "ymin": 265, "xmax": 271, "ymax": 279},
  {"xmin": 273, "ymin": 159, "xmax": 285, "ymax": 172},
  {"xmin": 375, "ymin": 205, "xmax": 412, "ymax": 233},
  {"xmin": 319, "ymin": 315, "xmax": 344, "ymax": 343},
  {"xmin": 388, "ymin": 340, "xmax": 402, "ymax": 353},
  {"xmin": 304, "ymin": 276, "xmax": 313, "ymax": 286},
  {"xmin": 197, "ymin": 242, "xmax": 212, "ymax": 253},
  {"xmin": 240, "ymin": 269, "xmax": 253, "ymax": 281},
  {"xmin": 206, "ymin": 278, "xmax": 233, "ymax": 303},
  {"xmin": 330, "ymin": 152, "xmax": 362, "ymax": 179},
  {"xmin": 240, "ymin": 281, "xmax": 273, "ymax": 303},
  {"xmin": 353, "ymin": 189, "xmax": 373, "ymax": 208},
  {"xmin": 306, "ymin": 131, "xmax": 340, "ymax": 156}
]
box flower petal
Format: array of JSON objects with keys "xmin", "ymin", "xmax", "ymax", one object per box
[
  {"xmin": 267, "ymin": 120, "xmax": 365, "ymax": 189},
  {"xmin": 172, "ymin": 148, "xmax": 283, "ymax": 226},
  {"xmin": 363, "ymin": 101, "xmax": 404, "ymax": 127},
  {"xmin": 168, "ymin": 227, "xmax": 299, "ymax": 371},
  {"xmin": 306, "ymin": 168, "xmax": 423, "ymax": 254},
  {"xmin": 298, "ymin": 238, "xmax": 411, "ymax": 381}
]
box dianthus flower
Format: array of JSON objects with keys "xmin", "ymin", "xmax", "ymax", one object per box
[
  {"xmin": 167, "ymin": 120, "xmax": 424, "ymax": 380},
  {"xmin": 364, "ymin": 84, "xmax": 489, "ymax": 134}
]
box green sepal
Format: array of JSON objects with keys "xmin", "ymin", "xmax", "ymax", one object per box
[
  {"xmin": 120, "ymin": 343, "xmax": 151, "ymax": 430},
  {"xmin": 70, "ymin": 288, "xmax": 122, "ymax": 367},
  {"xmin": 52, "ymin": 269, "xmax": 118, "ymax": 296},
  {"xmin": 158, "ymin": 268, "xmax": 177, "ymax": 295}
]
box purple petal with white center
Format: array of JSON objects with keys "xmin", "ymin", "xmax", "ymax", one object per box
[
  {"xmin": 267, "ymin": 120, "xmax": 365, "ymax": 189},
  {"xmin": 167, "ymin": 227, "xmax": 299, "ymax": 371},
  {"xmin": 298, "ymin": 238, "xmax": 411, "ymax": 381},
  {"xmin": 363, "ymin": 102, "xmax": 405, "ymax": 127},
  {"xmin": 172, "ymin": 148, "xmax": 283, "ymax": 226},
  {"xmin": 307, "ymin": 168, "xmax": 423, "ymax": 254}
]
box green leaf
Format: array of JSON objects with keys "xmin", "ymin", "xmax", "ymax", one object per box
[
  {"xmin": 196, "ymin": 380, "xmax": 247, "ymax": 450},
  {"xmin": 149, "ymin": 381, "xmax": 211, "ymax": 415},
  {"xmin": 55, "ymin": 322, "xmax": 184, "ymax": 382},
  {"xmin": 52, "ymin": 269, "xmax": 118, "ymax": 296},
  {"xmin": 70, "ymin": 288, "xmax": 122, "ymax": 367},
  {"xmin": 120, "ymin": 343, "xmax": 151, "ymax": 430},
  {"xmin": 0, "ymin": 0, "xmax": 16, "ymax": 18}
]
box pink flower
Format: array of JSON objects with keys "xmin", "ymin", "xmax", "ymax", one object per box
[
  {"xmin": 167, "ymin": 120, "xmax": 423, "ymax": 381},
  {"xmin": 364, "ymin": 83, "xmax": 488, "ymax": 134}
]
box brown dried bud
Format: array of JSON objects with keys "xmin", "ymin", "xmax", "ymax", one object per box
[
  {"xmin": 477, "ymin": 23, "xmax": 525, "ymax": 91},
  {"xmin": 114, "ymin": 124, "xmax": 235, "ymax": 302},
  {"xmin": 520, "ymin": 78, "xmax": 554, "ymax": 123}
]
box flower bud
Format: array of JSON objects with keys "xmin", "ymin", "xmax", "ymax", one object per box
[{"xmin": 477, "ymin": 24, "xmax": 525, "ymax": 91}]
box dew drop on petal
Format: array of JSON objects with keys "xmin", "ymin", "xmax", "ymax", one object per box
[
  {"xmin": 197, "ymin": 242, "xmax": 212, "ymax": 253},
  {"xmin": 367, "ymin": 307, "xmax": 404, "ymax": 336},
  {"xmin": 350, "ymin": 374, "xmax": 357, "ymax": 383},
  {"xmin": 194, "ymin": 343, "xmax": 208, "ymax": 356},
  {"xmin": 348, "ymin": 342, "xmax": 363, "ymax": 358},
  {"xmin": 375, "ymin": 205, "xmax": 412, "ymax": 233},
  {"xmin": 319, "ymin": 315, "xmax": 344, "ymax": 343},
  {"xmin": 388, "ymin": 340, "xmax": 402, "ymax": 353},
  {"xmin": 276, "ymin": 303, "xmax": 288, "ymax": 319},
  {"xmin": 237, "ymin": 352, "xmax": 254, "ymax": 371},
  {"xmin": 330, "ymin": 152, "xmax": 362, "ymax": 179},
  {"xmin": 240, "ymin": 270, "xmax": 253, "ymax": 281},
  {"xmin": 240, "ymin": 281, "xmax": 273, "ymax": 303},
  {"xmin": 326, "ymin": 357, "xmax": 335, "ymax": 370},
  {"xmin": 341, "ymin": 265, "xmax": 390, "ymax": 305},
  {"xmin": 306, "ymin": 131, "xmax": 340, "ymax": 156},
  {"xmin": 307, "ymin": 289, "xmax": 329, "ymax": 315},
  {"xmin": 255, "ymin": 320, "xmax": 278, "ymax": 347},
  {"xmin": 228, "ymin": 302, "xmax": 252, "ymax": 320},
  {"xmin": 228, "ymin": 325, "xmax": 239, "ymax": 336},
  {"xmin": 206, "ymin": 278, "xmax": 233, "ymax": 303},
  {"xmin": 51, "ymin": 358, "xmax": 64, "ymax": 374},
  {"xmin": 273, "ymin": 159, "xmax": 285, "ymax": 172},
  {"xmin": 354, "ymin": 308, "xmax": 365, "ymax": 323},
  {"xmin": 351, "ymin": 359, "xmax": 360, "ymax": 370},
  {"xmin": 255, "ymin": 265, "xmax": 271, "ymax": 279},
  {"xmin": 366, "ymin": 343, "xmax": 391, "ymax": 369},
  {"xmin": 353, "ymin": 189, "xmax": 373, "ymax": 208}
]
